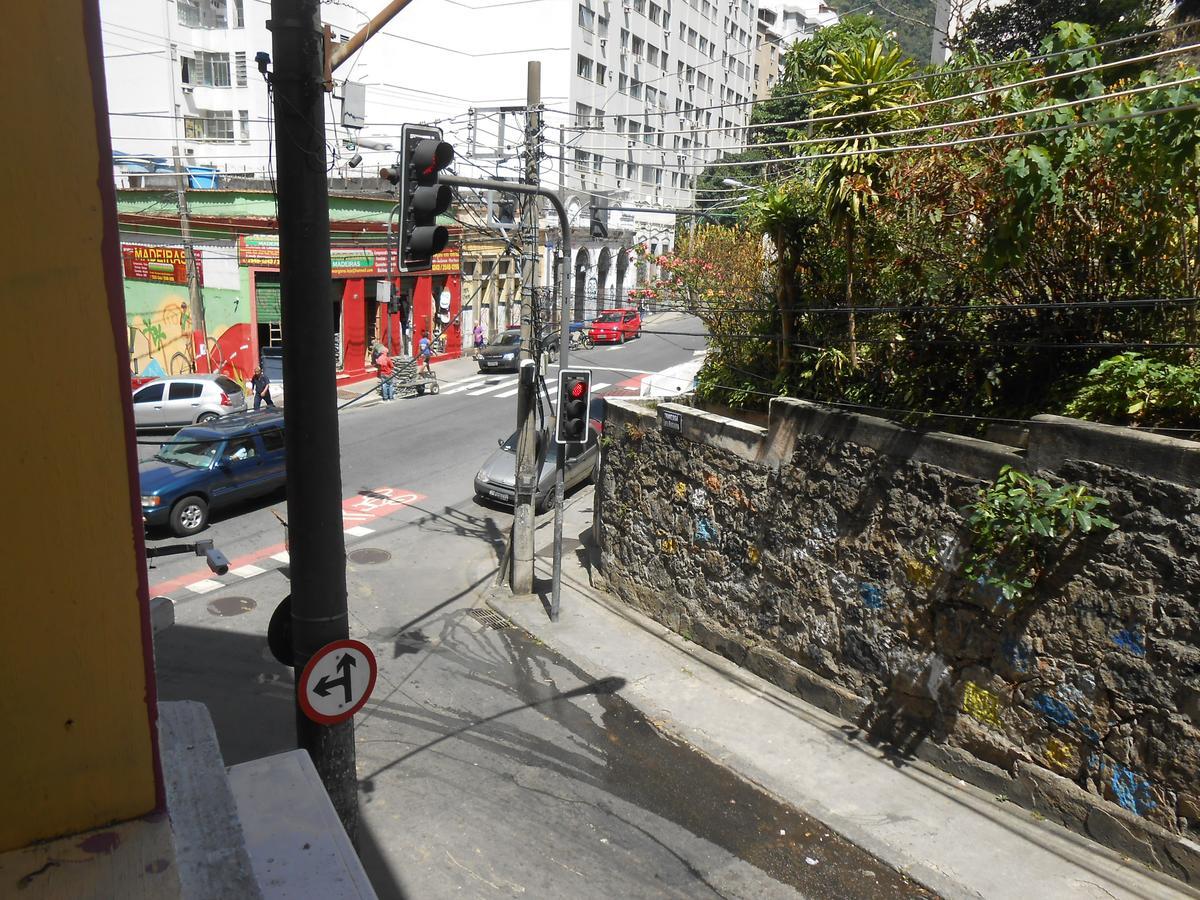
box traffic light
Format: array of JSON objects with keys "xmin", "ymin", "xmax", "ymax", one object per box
[
  {"xmin": 556, "ymin": 369, "xmax": 592, "ymax": 445},
  {"xmin": 398, "ymin": 123, "xmax": 454, "ymax": 270}
]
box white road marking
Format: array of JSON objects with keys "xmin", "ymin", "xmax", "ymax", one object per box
[
  {"xmin": 495, "ymin": 386, "xmax": 520, "ymax": 398},
  {"xmin": 692, "ymin": 349, "xmax": 707, "ymax": 356},
  {"xmin": 439, "ymin": 376, "xmax": 491, "ymax": 395},
  {"xmin": 467, "ymin": 378, "xmax": 519, "ymax": 396},
  {"xmin": 590, "ymin": 382, "xmax": 611, "ymax": 392},
  {"xmin": 271, "ymin": 551, "xmax": 290, "ymax": 564},
  {"xmin": 344, "ymin": 525, "xmax": 375, "ymax": 537},
  {"xmin": 229, "ymin": 564, "xmax": 266, "ymax": 579},
  {"xmin": 186, "ymin": 578, "xmax": 224, "ymax": 594}
]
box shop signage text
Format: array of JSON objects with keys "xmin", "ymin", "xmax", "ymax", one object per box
[
  {"xmin": 122, "ymin": 244, "xmax": 203, "ymax": 286},
  {"xmin": 238, "ymin": 235, "xmax": 459, "ymax": 278}
]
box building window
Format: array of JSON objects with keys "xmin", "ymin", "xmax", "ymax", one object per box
[
  {"xmin": 620, "ymin": 27, "xmax": 629, "ymax": 49},
  {"xmin": 649, "ymin": 1, "xmax": 661, "ymax": 23},
  {"xmin": 576, "ymin": 102, "xmax": 592, "ymax": 127},
  {"xmin": 239, "ymin": 109, "xmax": 249, "ymax": 143},
  {"xmin": 596, "ymin": 63, "xmax": 607, "ymax": 85},
  {"xmin": 183, "ymin": 51, "xmax": 232, "ymax": 87},
  {"xmin": 177, "ymin": 0, "xmax": 227, "ymax": 29},
  {"xmin": 578, "ymin": 3, "xmax": 595, "ymax": 30},
  {"xmin": 631, "ymin": 35, "xmax": 643, "ymax": 58},
  {"xmin": 594, "ymin": 107, "xmax": 606, "ymax": 128},
  {"xmin": 598, "ymin": 15, "xmax": 609, "ymax": 37},
  {"xmin": 184, "ymin": 109, "xmax": 234, "ymax": 142},
  {"xmin": 630, "ymin": 78, "xmax": 642, "ymax": 99},
  {"xmin": 633, "ymin": 0, "xmax": 646, "ymax": 13},
  {"xmin": 577, "ymin": 54, "xmax": 593, "ymax": 79},
  {"xmin": 646, "ymin": 44, "xmax": 659, "ymax": 66},
  {"xmin": 235, "ymin": 51, "xmax": 247, "ymax": 87},
  {"xmin": 618, "ymin": 73, "xmax": 628, "ymax": 94}
]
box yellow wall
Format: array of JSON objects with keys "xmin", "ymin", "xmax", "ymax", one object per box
[{"xmin": 0, "ymin": 1, "xmax": 160, "ymax": 850}]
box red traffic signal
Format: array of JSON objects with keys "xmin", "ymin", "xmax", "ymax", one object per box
[
  {"xmin": 398, "ymin": 125, "xmax": 454, "ymax": 269},
  {"xmin": 556, "ymin": 369, "xmax": 592, "ymax": 445}
]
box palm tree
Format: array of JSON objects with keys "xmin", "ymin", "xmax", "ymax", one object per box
[{"xmin": 813, "ymin": 38, "xmax": 916, "ymax": 365}]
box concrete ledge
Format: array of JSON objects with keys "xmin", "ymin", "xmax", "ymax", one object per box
[
  {"xmin": 159, "ymin": 701, "xmax": 262, "ymax": 899},
  {"xmin": 769, "ymin": 397, "xmax": 1023, "ymax": 480},
  {"xmin": 1028, "ymin": 414, "xmax": 1200, "ymax": 487},
  {"xmin": 657, "ymin": 402, "xmax": 769, "ymax": 463}
]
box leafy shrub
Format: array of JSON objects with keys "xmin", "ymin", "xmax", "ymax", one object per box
[
  {"xmin": 963, "ymin": 466, "xmax": 1116, "ymax": 607},
  {"xmin": 1064, "ymin": 353, "xmax": 1200, "ymax": 429}
]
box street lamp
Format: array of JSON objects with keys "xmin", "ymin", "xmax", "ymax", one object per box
[{"xmin": 721, "ymin": 177, "xmax": 762, "ymax": 192}]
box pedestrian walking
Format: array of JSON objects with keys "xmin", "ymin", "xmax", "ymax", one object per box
[
  {"xmin": 376, "ymin": 345, "xmax": 395, "ymax": 401},
  {"xmin": 251, "ymin": 365, "xmax": 274, "ymax": 410},
  {"xmin": 419, "ymin": 334, "xmax": 433, "ymax": 375},
  {"xmin": 472, "ymin": 322, "xmax": 485, "ymax": 358}
]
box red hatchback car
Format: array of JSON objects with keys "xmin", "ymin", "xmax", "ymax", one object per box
[{"xmin": 588, "ymin": 307, "xmax": 642, "ymax": 344}]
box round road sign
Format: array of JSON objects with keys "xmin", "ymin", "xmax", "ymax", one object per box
[{"xmin": 297, "ymin": 639, "xmax": 377, "ymax": 726}]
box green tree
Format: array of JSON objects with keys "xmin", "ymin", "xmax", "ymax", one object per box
[
  {"xmin": 953, "ymin": 0, "xmax": 1159, "ymax": 57},
  {"xmin": 813, "ymin": 37, "xmax": 917, "ymax": 364}
]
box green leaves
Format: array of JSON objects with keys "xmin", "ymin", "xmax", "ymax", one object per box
[
  {"xmin": 1064, "ymin": 353, "xmax": 1200, "ymax": 429},
  {"xmin": 963, "ymin": 466, "xmax": 1117, "ymax": 609}
]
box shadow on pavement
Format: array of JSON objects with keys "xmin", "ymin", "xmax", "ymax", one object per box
[{"xmin": 154, "ymin": 624, "xmax": 410, "ymax": 899}]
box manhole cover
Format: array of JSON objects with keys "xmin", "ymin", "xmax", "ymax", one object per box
[
  {"xmin": 348, "ymin": 548, "xmax": 391, "ymax": 565},
  {"xmin": 466, "ymin": 607, "xmax": 514, "ymax": 630},
  {"xmin": 206, "ymin": 596, "xmax": 257, "ymax": 617}
]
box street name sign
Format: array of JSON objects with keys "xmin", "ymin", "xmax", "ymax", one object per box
[{"xmin": 297, "ymin": 639, "xmax": 377, "ymax": 725}]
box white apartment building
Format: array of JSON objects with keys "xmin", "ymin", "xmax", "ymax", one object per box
[
  {"xmin": 756, "ymin": 0, "xmax": 837, "ymax": 45},
  {"xmin": 100, "ymin": 0, "xmax": 761, "ymax": 313}
]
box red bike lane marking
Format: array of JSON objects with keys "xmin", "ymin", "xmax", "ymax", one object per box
[{"xmin": 149, "ymin": 486, "xmax": 424, "ymax": 597}]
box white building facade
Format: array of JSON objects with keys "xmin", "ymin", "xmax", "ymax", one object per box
[{"xmin": 101, "ymin": 0, "xmax": 762, "ymax": 313}]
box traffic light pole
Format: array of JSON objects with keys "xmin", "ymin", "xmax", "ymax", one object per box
[
  {"xmin": 268, "ymin": 0, "xmax": 357, "ymax": 839},
  {"xmin": 512, "ymin": 62, "xmax": 541, "ymax": 595},
  {"xmin": 440, "ymin": 174, "xmax": 572, "ymax": 618}
]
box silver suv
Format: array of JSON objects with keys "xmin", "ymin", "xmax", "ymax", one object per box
[{"xmin": 132, "ymin": 374, "xmax": 247, "ymax": 428}]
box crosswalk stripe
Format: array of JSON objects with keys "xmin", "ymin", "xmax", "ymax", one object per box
[
  {"xmin": 271, "ymin": 551, "xmax": 290, "ymax": 564},
  {"xmin": 344, "ymin": 525, "xmax": 375, "ymax": 537},
  {"xmin": 467, "ymin": 378, "xmax": 519, "ymax": 396},
  {"xmin": 229, "ymin": 564, "xmax": 266, "ymax": 579},
  {"xmin": 495, "ymin": 386, "xmax": 520, "ymax": 398},
  {"xmin": 186, "ymin": 578, "xmax": 224, "ymax": 594},
  {"xmin": 591, "ymin": 382, "xmax": 610, "ymax": 392},
  {"xmin": 497, "ymin": 380, "xmax": 609, "ymax": 400},
  {"xmin": 439, "ymin": 376, "xmax": 490, "ymax": 395}
]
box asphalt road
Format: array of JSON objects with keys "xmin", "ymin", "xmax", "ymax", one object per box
[{"xmin": 148, "ymin": 315, "xmax": 930, "ymax": 898}]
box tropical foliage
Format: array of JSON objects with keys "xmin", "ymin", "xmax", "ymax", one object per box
[{"xmin": 649, "ymin": 18, "xmax": 1200, "ymax": 434}]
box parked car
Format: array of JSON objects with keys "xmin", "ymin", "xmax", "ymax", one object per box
[
  {"xmin": 474, "ymin": 418, "xmax": 601, "ymax": 513},
  {"xmin": 132, "ymin": 374, "xmax": 246, "ymax": 429},
  {"xmin": 476, "ymin": 327, "xmax": 561, "ymax": 372},
  {"xmin": 140, "ymin": 410, "xmax": 286, "ymax": 535},
  {"xmin": 587, "ymin": 307, "xmax": 642, "ymax": 344}
]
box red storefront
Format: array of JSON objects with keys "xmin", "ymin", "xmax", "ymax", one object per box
[{"xmin": 239, "ymin": 235, "xmax": 462, "ymax": 384}]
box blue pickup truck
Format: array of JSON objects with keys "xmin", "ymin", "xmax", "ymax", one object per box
[{"xmin": 140, "ymin": 410, "xmax": 287, "ymax": 536}]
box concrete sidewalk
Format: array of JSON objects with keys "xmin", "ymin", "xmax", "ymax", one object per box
[{"xmin": 488, "ymin": 486, "xmax": 1197, "ymax": 900}]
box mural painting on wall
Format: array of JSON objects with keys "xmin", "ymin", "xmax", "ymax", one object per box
[{"xmin": 127, "ymin": 295, "xmax": 252, "ymax": 383}]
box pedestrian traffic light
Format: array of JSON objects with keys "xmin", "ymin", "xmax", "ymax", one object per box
[
  {"xmin": 556, "ymin": 369, "xmax": 592, "ymax": 445},
  {"xmin": 398, "ymin": 123, "xmax": 454, "ymax": 270}
]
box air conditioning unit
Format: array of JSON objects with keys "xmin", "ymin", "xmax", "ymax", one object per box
[
  {"xmin": 600, "ymin": 38, "xmax": 607, "ymax": 51},
  {"xmin": 181, "ymin": 85, "xmax": 194, "ymax": 94},
  {"xmin": 623, "ymin": 3, "xmax": 631, "ymax": 12}
]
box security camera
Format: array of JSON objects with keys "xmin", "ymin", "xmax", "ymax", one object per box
[{"xmin": 348, "ymin": 153, "xmax": 363, "ymax": 168}]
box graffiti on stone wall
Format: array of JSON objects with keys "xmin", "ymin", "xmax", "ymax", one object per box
[
  {"xmin": 962, "ymin": 681, "xmax": 1004, "ymax": 729},
  {"xmin": 1111, "ymin": 627, "xmax": 1146, "ymax": 657},
  {"xmin": 674, "ymin": 481, "xmax": 687, "ymax": 499},
  {"xmin": 704, "ymin": 472, "xmax": 722, "ymax": 494},
  {"xmin": 859, "ymin": 583, "xmax": 884, "ymax": 610},
  {"xmin": 1088, "ymin": 754, "xmax": 1158, "ymax": 816},
  {"xmin": 903, "ymin": 556, "xmax": 936, "ymax": 590},
  {"xmin": 746, "ymin": 545, "xmax": 760, "ymax": 566},
  {"xmin": 690, "ymin": 488, "xmax": 708, "ymax": 510},
  {"xmin": 1001, "ymin": 638, "xmax": 1033, "ymax": 673},
  {"xmin": 694, "ymin": 517, "xmax": 717, "ymax": 543},
  {"xmin": 1031, "ymin": 693, "xmax": 1076, "ymax": 726},
  {"xmin": 1044, "ymin": 737, "xmax": 1076, "ymax": 772}
]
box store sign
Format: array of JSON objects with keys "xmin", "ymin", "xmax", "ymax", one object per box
[
  {"xmin": 238, "ymin": 235, "xmax": 459, "ymax": 278},
  {"xmin": 122, "ymin": 244, "xmax": 202, "ymax": 286},
  {"xmin": 430, "ymin": 249, "xmax": 460, "ymax": 274}
]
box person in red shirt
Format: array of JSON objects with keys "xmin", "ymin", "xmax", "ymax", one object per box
[{"xmin": 376, "ymin": 345, "xmax": 395, "ymax": 401}]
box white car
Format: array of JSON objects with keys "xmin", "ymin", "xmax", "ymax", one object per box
[{"xmin": 132, "ymin": 374, "xmax": 247, "ymax": 428}]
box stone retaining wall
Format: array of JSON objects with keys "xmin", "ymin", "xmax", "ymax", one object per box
[{"xmin": 596, "ymin": 396, "xmax": 1200, "ymax": 883}]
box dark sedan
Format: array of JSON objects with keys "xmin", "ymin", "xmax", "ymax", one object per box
[
  {"xmin": 476, "ymin": 327, "xmax": 561, "ymax": 372},
  {"xmin": 139, "ymin": 410, "xmax": 287, "ymax": 535}
]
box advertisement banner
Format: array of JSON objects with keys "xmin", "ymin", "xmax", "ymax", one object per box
[
  {"xmin": 122, "ymin": 244, "xmax": 202, "ymax": 285},
  {"xmin": 237, "ymin": 236, "xmax": 458, "ymax": 277}
]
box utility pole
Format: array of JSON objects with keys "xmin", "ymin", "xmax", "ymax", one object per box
[
  {"xmin": 511, "ymin": 61, "xmax": 541, "ymax": 593},
  {"xmin": 172, "ymin": 146, "xmax": 209, "ymax": 370},
  {"xmin": 269, "ymin": 0, "xmax": 357, "ymax": 840}
]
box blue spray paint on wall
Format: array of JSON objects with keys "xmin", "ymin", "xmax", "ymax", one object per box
[
  {"xmin": 1032, "ymin": 694, "xmax": 1076, "ymax": 726},
  {"xmin": 1080, "ymin": 724, "xmax": 1101, "ymax": 746},
  {"xmin": 694, "ymin": 517, "xmax": 717, "ymax": 543},
  {"xmin": 1110, "ymin": 765, "xmax": 1157, "ymax": 816},
  {"xmin": 859, "ymin": 583, "xmax": 884, "ymax": 610},
  {"xmin": 1111, "ymin": 628, "xmax": 1146, "ymax": 657},
  {"xmin": 1001, "ymin": 639, "xmax": 1032, "ymax": 672}
]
